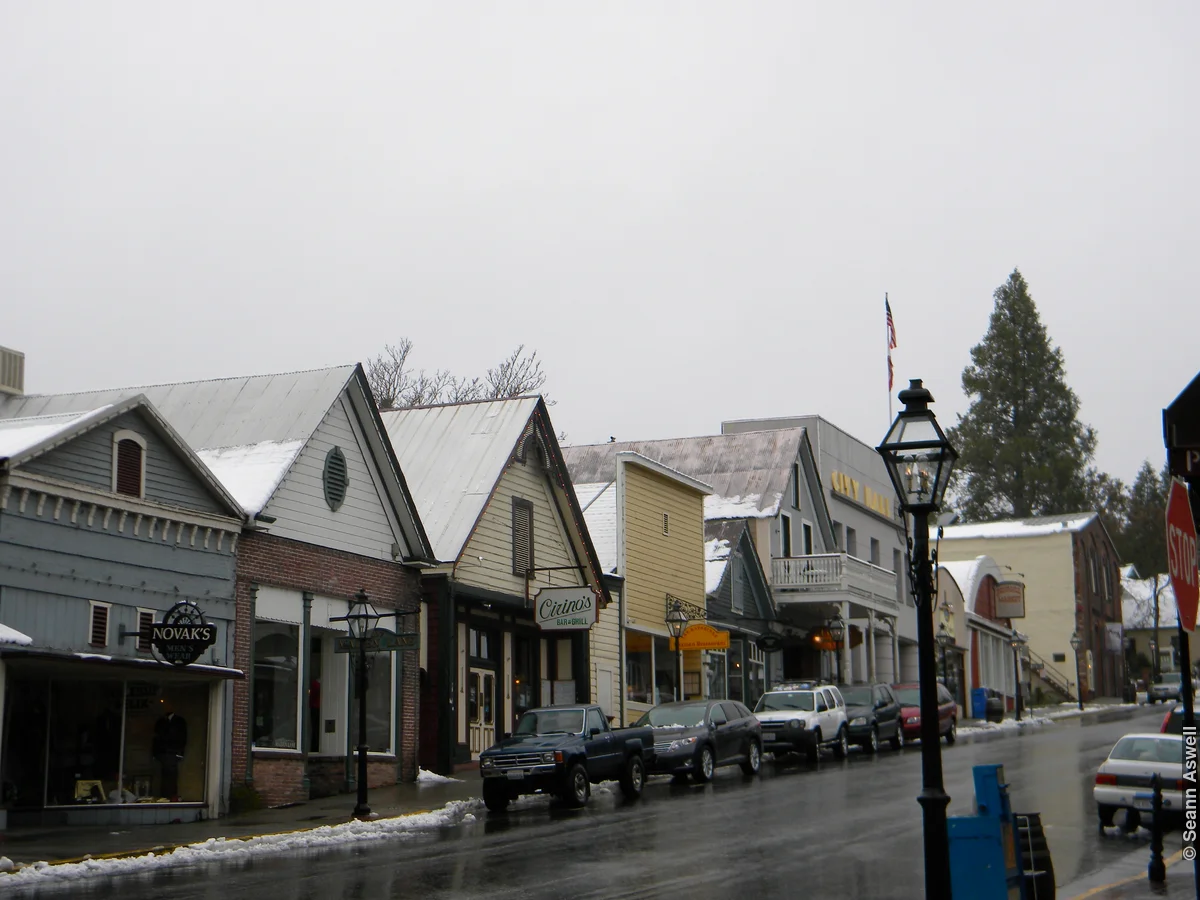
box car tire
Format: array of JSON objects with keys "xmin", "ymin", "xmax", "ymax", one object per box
[
  {"xmin": 482, "ymin": 780, "xmax": 510, "ymax": 813},
  {"xmin": 619, "ymin": 754, "xmax": 645, "ymax": 800},
  {"xmin": 864, "ymin": 727, "xmax": 879, "ymax": 754},
  {"xmin": 833, "ymin": 728, "xmax": 849, "ymax": 759},
  {"xmin": 806, "ymin": 730, "xmax": 821, "ymax": 762},
  {"xmin": 741, "ymin": 740, "xmax": 762, "ymax": 776},
  {"xmin": 1096, "ymin": 803, "xmax": 1117, "ymax": 829},
  {"xmin": 891, "ymin": 726, "xmax": 905, "ymax": 751},
  {"xmin": 693, "ymin": 744, "xmax": 715, "ymax": 783},
  {"xmin": 562, "ymin": 762, "xmax": 590, "ymax": 809},
  {"xmin": 944, "ymin": 719, "xmax": 957, "ymax": 745}
]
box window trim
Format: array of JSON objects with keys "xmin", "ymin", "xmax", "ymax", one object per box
[
  {"xmin": 90, "ymin": 601, "xmax": 112, "ymax": 648},
  {"xmin": 780, "ymin": 513, "xmax": 793, "ymax": 557},
  {"xmin": 511, "ymin": 497, "xmax": 535, "ymax": 577},
  {"xmin": 111, "ymin": 430, "xmax": 147, "ymax": 498},
  {"xmin": 792, "ymin": 463, "xmax": 801, "ymax": 510},
  {"xmin": 802, "ymin": 520, "xmax": 814, "ymax": 556}
]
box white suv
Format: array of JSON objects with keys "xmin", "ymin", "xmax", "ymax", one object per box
[{"xmin": 753, "ymin": 682, "xmax": 849, "ymax": 761}]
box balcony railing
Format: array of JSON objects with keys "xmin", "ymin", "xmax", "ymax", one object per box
[{"xmin": 770, "ymin": 553, "xmax": 900, "ymax": 612}]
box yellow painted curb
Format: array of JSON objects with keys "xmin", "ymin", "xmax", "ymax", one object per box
[
  {"xmin": 2, "ymin": 806, "xmax": 441, "ymax": 873},
  {"xmin": 1070, "ymin": 848, "xmax": 1186, "ymax": 899}
]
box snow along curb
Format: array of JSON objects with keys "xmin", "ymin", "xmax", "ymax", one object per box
[{"xmin": 0, "ymin": 798, "xmax": 483, "ymax": 886}]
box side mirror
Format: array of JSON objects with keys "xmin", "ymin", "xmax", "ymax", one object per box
[{"xmin": 589, "ymin": 727, "xmax": 603, "ymax": 738}]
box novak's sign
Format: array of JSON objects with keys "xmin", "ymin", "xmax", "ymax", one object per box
[
  {"xmin": 151, "ymin": 601, "xmax": 218, "ymax": 667},
  {"xmin": 1167, "ymin": 478, "xmax": 1199, "ymax": 632},
  {"xmin": 535, "ymin": 586, "xmax": 599, "ymax": 631}
]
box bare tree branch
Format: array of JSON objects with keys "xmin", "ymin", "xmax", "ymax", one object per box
[
  {"xmin": 364, "ymin": 340, "xmax": 414, "ymax": 410},
  {"xmin": 484, "ymin": 345, "xmax": 548, "ymax": 400}
]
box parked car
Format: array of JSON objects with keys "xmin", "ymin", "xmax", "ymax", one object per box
[
  {"xmin": 1161, "ymin": 704, "xmax": 1184, "ymax": 734},
  {"xmin": 1094, "ymin": 732, "xmax": 1184, "ymax": 830},
  {"xmin": 752, "ymin": 682, "xmax": 849, "ymax": 761},
  {"xmin": 635, "ymin": 699, "xmax": 762, "ymax": 782},
  {"xmin": 1148, "ymin": 673, "xmax": 1183, "ymax": 704},
  {"xmin": 478, "ymin": 705, "xmax": 654, "ymax": 812},
  {"xmin": 893, "ymin": 682, "xmax": 957, "ymax": 744},
  {"xmin": 839, "ymin": 683, "xmax": 904, "ymax": 752}
]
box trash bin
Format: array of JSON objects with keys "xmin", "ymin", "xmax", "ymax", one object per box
[
  {"xmin": 985, "ymin": 691, "xmax": 1005, "ymax": 723},
  {"xmin": 972, "ymin": 687, "xmax": 989, "ymax": 720}
]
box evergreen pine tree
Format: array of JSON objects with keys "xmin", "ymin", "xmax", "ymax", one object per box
[
  {"xmin": 1123, "ymin": 461, "xmax": 1169, "ymax": 576},
  {"xmin": 949, "ymin": 269, "xmax": 1097, "ymax": 521}
]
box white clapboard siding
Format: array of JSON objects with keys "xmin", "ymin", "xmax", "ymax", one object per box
[
  {"xmin": 590, "ymin": 598, "xmax": 621, "ymax": 714},
  {"xmin": 457, "ymin": 456, "xmax": 584, "ymax": 595},
  {"xmin": 263, "ymin": 395, "xmax": 404, "ymax": 559}
]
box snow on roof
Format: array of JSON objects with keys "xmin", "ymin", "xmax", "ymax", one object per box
[
  {"xmin": 574, "ymin": 482, "xmax": 617, "ymax": 573},
  {"xmin": 940, "ymin": 513, "xmax": 1097, "ymax": 541},
  {"xmin": 196, "ymin": 440, "xmax": 306, "ymax": 516},
  {"xmin": 705, "ymin": 537, "xmax": 732, "ymax": 595},
  {"xmin": 381, "ymin": 398, "xmax": 541, "ymax": 562},
  {"xmin": 563, "ymin": 428, "xmax": 809, "ymax": 521},
  {"xmin": 937, "ymin": 555, "xmax": 1007, "ymax": 615},
  {"xmin": 0, "ymin": 623, "xmax": 32, "ymax": 646},
  {"xmin": 0, "ymin": 408, "xmax": 110, "ymax": 460},
  {"xmin": 1123, "ymin": 573, "xmax": 1177, "ymax": 630}
]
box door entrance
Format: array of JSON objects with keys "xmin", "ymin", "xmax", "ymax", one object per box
[{"xmin": 467, "ymin": 668, "xmax": 495, "ymax": 757}]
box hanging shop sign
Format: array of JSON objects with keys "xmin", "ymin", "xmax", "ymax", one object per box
[
  {"xmin": 755, "ymin": 633, "xmax": 785, "ymax": 653},
  {"xmin": 151, "ymin": 601, "xmax": 218, "ymax": 667},
  {"xmin": 669, "ymin": 623, "xmax": 731, "ymax": 652},
  {"xmin": 535, "ymin": 586, "xmax": 599, "ymax": 631},
  {"xmin": 334, "ymin": 632, "xmax": 419, "ymax": 653},
  {"xmin": 994, "ymin": 582, "xmax": 1026, "ymax": 619}
]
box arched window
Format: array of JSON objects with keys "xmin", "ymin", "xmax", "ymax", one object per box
[{"xmin": 111, "ymin": 430, "xmax": 147, "ymax": 498}]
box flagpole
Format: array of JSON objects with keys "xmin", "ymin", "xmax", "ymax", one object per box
[{"xmin": 886, "ymin": 293, "xmax": 893, "ymax": 422}]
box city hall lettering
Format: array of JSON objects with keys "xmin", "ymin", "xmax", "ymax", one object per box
[{"xmin": 830, "ymin": 470, "xmax": 891, "ymax": 518}]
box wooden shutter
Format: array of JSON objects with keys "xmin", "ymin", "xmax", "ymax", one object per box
[
  {"xmin": 137, "ymin": 610, "xmax": 154, "ymax": 652},
  {"xmin": 512, "ymin": 498, "xmax": 534, "ymax": 576},
  {"xmin": 90, "ymin": 604, "xmax": 109, "ymax": 647},
  {"xmin": 115, "ymin": 438, "xmax": 143, "ymax": 497}
]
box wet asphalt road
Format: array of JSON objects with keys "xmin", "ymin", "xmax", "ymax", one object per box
[{"xmin": 15, "ymin": 706, "xmax": 1168, "ymax": 900}]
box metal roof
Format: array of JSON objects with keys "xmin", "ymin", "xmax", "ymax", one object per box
[
  {"xmin": 574, "ymin": 481, "xmax": 617, "ymax": 574},
  {"xmin": 563, "ymin": 428, "xmax": 811, "ymax": 520},
  {"xmin": 0, "ymin": 366, "xmax": 356, "ymax": 450},
  {"xmin": 940, "ymin": 513, "xmax": 1098, "ymax": 541},
  {"xmin": 380, "ymin": 397, "xmax": 540, "ymax": 562}
]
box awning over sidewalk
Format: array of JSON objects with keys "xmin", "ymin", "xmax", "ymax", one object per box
[{"xmin": 0, "ymin": 645, "xmax": 243, "ymax": 679}]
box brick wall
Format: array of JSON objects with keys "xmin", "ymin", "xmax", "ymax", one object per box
[
  {"xmin": 251, "ymin": 755, "xmax": 308, "ymax": 807},
  {"xmin": 307, "ymin": 757, "xmax": 399, "ymax": 799},
  {"xmin": 232, "ymin": 531, "xmax": 422, "ymax": 801}
]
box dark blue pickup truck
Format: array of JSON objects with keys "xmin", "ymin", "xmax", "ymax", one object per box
[{"xmin": 478, "ymin": 704, "xmax": 654, "ymax": 811}]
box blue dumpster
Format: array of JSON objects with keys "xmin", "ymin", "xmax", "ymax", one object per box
[
  {"xmin": 948, "ymin": 764, "xmax": 1026, "ymax": 899},
  {"xmin": 972, "ymin": 687, "xmax": 989, "ymax": 720}
]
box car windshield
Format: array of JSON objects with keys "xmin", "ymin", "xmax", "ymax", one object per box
[
  {"xmin": 514, "ymin": 709, "xmax": 584, "ymax": 736},
  {"xmin": 840, "ymin": 686, "xmax": 872, "ymax": 706},
  {"xmin": 754, "ymin": 691, "xmax": 815, "ymax": 712},
  {"xmin": 1162, "ymin": 673, "xmax": 1182, "ymax": 684},
  {"xmin": 1110, "ymin": 736, "xmax": 1183, "ymax": 764},
  {"xmin": 894, "ymin": 688, "xmax": 922, "ymax": 705},
  {"xmin": 636, "ymin": 704, "xmax": 709, "ymax": 728}
]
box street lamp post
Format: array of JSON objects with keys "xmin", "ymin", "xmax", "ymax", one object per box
[
  {"xmin": 332, "ymin": 588, "xmax": 381, "ymax": 819},
  {"xmin": 827, "ymin": 613, "xmax": 846, "ymax": 683},
  {"xmin": 878, "ymin": 379, "xmax": 958, "ymax": 900},
  {"xmin": 1070, "ymin": 631, "xmax": 1084, "ymax": 711},
  {"xmin": 666, "ymin": 600, "xmax": 688, "ymax": 702},
  {"xmin": 1010, "ymin": 633, "xmax": 1027, "ymax": 722}
]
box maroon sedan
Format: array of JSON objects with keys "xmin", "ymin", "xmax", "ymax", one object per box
[{"xmin": 893, "ymin": 683, "xmax": 957, "ymax": 744}]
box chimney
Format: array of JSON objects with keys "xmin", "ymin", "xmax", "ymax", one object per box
[{"xmin": 0, "ymin": 346, "xmax": 25, "ymax": 396}]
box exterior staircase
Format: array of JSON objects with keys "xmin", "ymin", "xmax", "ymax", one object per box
[{"xmin": 1028, "ymin": 649, "xmax": 1076, "ymax": 704}]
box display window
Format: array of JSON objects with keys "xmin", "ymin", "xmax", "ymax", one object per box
[
  {"xmin": 2, "ymin": 673, "xmax": 211, "ymax": 809},
  {"xmin": 253, "ymin": 621, "xmax": 300, "ymax": 750}
]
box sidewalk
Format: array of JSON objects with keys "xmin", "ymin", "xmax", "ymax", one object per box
[
  {"xmin": 1062, "ymin": 845, "xmax": 1196, "ymax": 899},
  {"xmin": 956, "ymin": 699, "xmax": 1144, "ymax": 740},
  {"xmin": 0, "ymin": 771, "xmax": 483, "ymax": 869}
]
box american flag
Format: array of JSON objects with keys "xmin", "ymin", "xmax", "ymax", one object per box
[{"xmin": 886, "ymin": 297, "xmax": 897, "ymax": 390}]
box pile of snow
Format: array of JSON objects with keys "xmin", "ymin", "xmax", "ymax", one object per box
[
  {"xmin": 704, "ymin": 537, "xmax": 732, "ymax": 594},
  {"xmin": 958, "ymin": 715, "xmax": 1053, "ymax": 736},
  {"xmin": 1, "ymin": 798, "xmax": 482, "ymax": 887},
  {"xmin": 0, "ymin": 623, "xmax": 32, "ymax": 646},
  {"xmin": 416, "ymin": 768, "xmax": 461, "ymax": 785},
  {"xmin": 195, "ymin": 439, "xmax": 305, "ymax": 516},
  {"xmin": 1040, "ymin": 702, "xmax": 1140, "ymax": 720}
]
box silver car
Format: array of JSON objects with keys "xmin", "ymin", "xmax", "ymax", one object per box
[{"xmin": 1094, "ymin": 732, "xmax": 1183, "ymax": 831}]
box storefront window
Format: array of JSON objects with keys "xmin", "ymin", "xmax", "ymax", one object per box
[
  {"xmin": 253, "ymin": 621, "xmax": 300, "ymax": 750},
  {"xmin": 2, "ymin": 673, "xmax": 210, "ymax": 808},
  {"xmin": 512, "ymin": 634, "xmax": 536, "ymax": 728},
  {"xmin": 706, "ymin": 651, "xmax": 728, "ymax": 699},
  {"xmin": 654, "ymin": 635, "xmax": 674, "ymax": 704},
  {"xmin": 625, "ymin": 632, "xmax": 652, "ymax": 704},
  {"xmin": 728, "ymin": 640, "xmax": 745, "ymax": 703},
  {"xmin": 746, "ymin": 643, "xmax": 766, "ymax": 708},
  {"xmin": 352, "ymin": 647, "xmax": 393, "ymax": 753}
]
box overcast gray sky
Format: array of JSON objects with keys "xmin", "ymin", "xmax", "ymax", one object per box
[{"xmin": 3, "ymin": 2, "xmax": 1197, "ymax": 485}]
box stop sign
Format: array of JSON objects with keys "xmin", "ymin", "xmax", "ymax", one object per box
[{"xmin": 1166, "ymin": 478, "xmax": 1200, "ymax": 632}]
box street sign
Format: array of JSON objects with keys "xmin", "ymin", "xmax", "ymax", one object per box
[
  {"xmin": 334, "ymin": 632, "xmax": 419, "ymax": 653},
  {"xmin": 1166, "ymin": 479, "xmax": 1199, "ymax": 632},
  {"xmin": 534, "ymin": 586, "xmax": 599, "ymax": 631}
]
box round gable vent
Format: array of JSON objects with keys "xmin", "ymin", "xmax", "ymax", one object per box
[{"xmin": 323, "ymin": 447, "xmax": 348, "ymax": 511}]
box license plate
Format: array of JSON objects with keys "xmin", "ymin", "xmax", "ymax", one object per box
[
  {"xmin": 1135, "ymin": 799, "xmax": 1152, "ymax": 810},
  {"xmin": 762, "ymin": 733, "xmax": 776, "ymax": 742},
  {"xmin": 506, "ymin": 770, "xmax": 525, "ymax": 780}
]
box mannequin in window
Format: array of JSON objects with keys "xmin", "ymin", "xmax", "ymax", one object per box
[{"xmin": 153, "ymin": 705, "xmax": 188, "ymax": 800}]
